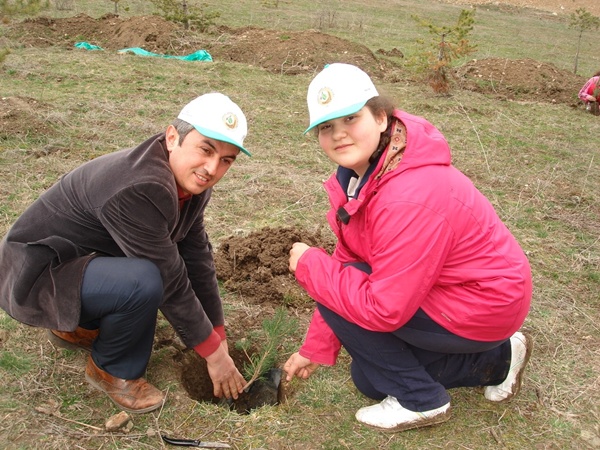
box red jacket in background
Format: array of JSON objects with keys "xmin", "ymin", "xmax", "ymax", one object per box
[{"xmin": 578, "ymin": 76, "xmax": 600, "ymax": 102}]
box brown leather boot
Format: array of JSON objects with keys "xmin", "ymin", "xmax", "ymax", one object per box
[
  {"xmin": 48, "ymin": 327, "xmax": 100, "ymax": 352},
  {"xmin": 84, "ymin": 356, "xmax": 165, "ymax": 414}
]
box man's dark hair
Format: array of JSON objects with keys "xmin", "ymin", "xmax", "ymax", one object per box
[{"xmin": 171, "ymin": 119, "xmax": 196, "ymax": 145}]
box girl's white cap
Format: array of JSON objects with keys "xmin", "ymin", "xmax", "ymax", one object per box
[
  {"xmin": 305, "ymin": 63, "xmax": 379, "ymax": 133},
  {"xmin": 178, "ymin": 92, "xmax": 250, "ymax": 156}
]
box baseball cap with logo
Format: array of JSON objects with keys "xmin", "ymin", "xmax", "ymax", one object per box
[
  {"xmin": 305, "ymin": 63, "xmax": 379, "ymax": 133},
  {"xmin": 178, "ymin": 92, "xmax": 251, "ymax": 156}
]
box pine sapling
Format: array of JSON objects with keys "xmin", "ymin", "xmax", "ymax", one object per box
[
  {"xmin": 236, "ymin": 307, "xmax": 297, "ymax": 391},
  {"xmin": 411, "ymin": 9, "xmax": 477, "ymax": 94}
]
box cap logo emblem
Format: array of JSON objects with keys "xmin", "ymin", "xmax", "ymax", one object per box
[
  {"xmin": 223, "ymin": 112, "xmax": 238, "ymax": 129},
  {"xmin": 317, "ymin": 87, "xmax": 333, "ymax": 106}
]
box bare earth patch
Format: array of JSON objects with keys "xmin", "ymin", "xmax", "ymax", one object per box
[{"xmin": 4, "ymin": 12, "xmax": 587, "ymax": 108}]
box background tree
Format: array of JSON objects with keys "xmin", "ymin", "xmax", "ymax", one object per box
[
  {"xmin": 149, "ymin": 0, "xmax": 219, "ymax": 31},
  {"xmin": 1, "ymin": 0, "xmax": 48, "ymax": 22},
  {"xmin": 111, "ymin": 0, "xmax": 119, "ymax": 14},
  {"xmin": 411, "ymin": 9, "xmax": 476, "ymax": 94},
  {"xmin": 569, "ymin": 8, "xmax": 600, "ymax": 75}
]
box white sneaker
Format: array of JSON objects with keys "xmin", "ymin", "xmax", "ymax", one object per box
[
  {"xmin": 355, "ymin": 396, "xmax": 450, "ymax": 432},
  {"xmin": 484, "ymin": 331, "xmax": 533, "ymax": 402}
]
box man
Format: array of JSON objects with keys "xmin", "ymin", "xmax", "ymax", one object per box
[{"xmin": 0, "ymin": 92, "xmax": 249, "ymax": 413}]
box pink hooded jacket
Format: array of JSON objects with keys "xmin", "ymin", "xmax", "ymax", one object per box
[
  {"xmin": 296, "ymin": 110, "xmax": 532, "ymax": 365},
  {"xmin": 578, "ymin": 76, "xmax": 600, "ymax": 102}
]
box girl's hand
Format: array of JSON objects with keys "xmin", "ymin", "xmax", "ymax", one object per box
[
  {"xmin": 283, "ymin": 352, "xmax": 320, "ymax": 381},
  {"xmin": 289, "ymin": 242, "xmax": 311, "ymax": 273}
]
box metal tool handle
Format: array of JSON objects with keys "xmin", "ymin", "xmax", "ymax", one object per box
[
  {"xmin": 162, "ymin": 435, "xmax": 201, "ymax": 447},
  {"xmin": 161, "ymin": 435, "xmax": 231, "ymax": 448}
]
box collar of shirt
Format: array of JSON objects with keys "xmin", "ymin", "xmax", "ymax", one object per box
[{"xmin": 177, "ymin": 185, "xmax": 192, "ymax": 209}]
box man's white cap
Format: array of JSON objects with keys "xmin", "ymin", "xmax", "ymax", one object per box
[
  {"xmin": 305, "ymin": 63, "xmax": 379, "ymax": 133},
  {"xmin": 178, "ymin": 92, "xmax": 250, "ymax": 156}
]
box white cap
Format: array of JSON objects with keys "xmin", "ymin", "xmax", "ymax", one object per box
[
  {"xmin": 178, "ymin": 93, "xmax": 250, "ymax": 156},
  {"xmin": 305, "ymin": 63, "xmax": 379, "ymax": 133}
]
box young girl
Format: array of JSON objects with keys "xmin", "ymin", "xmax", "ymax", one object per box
[
  {"xmin": 578, "ymin": 70, "xmax": 600, "ymax": 114},
  {"xmin": 283, "ymin": 63, "xmax": 533, "ymax": 432}
]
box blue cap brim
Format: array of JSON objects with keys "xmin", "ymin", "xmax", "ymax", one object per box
[
  {"xmin": 193, "ymin": 125, "xmax": 251, "ymax": 157},
  {"xmin": 303, "ymin": 100, "xmax": 368, "ymax": 134}
]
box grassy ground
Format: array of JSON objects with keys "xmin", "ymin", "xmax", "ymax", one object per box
[{"xmin": 1, "ymin": 1, "xmax": 600, "ymax": 449}]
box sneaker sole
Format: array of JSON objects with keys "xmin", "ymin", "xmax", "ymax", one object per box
[
  {"xmin": 498, "ymin": 331, "xmax": 534, "ymax": 403},
  {"xmin": 84, "ymin": 372, "xmax": 164, "ymax": 414},
  {"xmin": 362, "ymin": 408, "xmax": 451, "ymax": 433},
  {"xmin": 47, "ymin": 330, "xmax": 92, "ymax": 353}
]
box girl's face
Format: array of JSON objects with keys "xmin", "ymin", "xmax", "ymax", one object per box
[{"xmin": 316, "ymin": 106, "xmax": 388, "ymax": 176}]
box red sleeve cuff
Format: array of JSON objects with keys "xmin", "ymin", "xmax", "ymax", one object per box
[
  {"xmin": 214, "ymin": 324, "xmax": 226, "ymax": 340},
  {"xmin": 193, "ymin": 330, "xmax": 222, "ymax": 358}
]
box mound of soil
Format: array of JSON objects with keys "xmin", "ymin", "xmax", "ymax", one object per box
[
  {"xmin": 165, "ymin": 227, "xmax": 333, "ymax": 413},
  {"xmin": 4, "ymin": 13, "xmax": 589, "ymax": 106},
  {"xmin": 13, "ymin": 14, "xmax": 179, "ymax": 53},
  {"xmin": 6, "ymin": 13, "xmax": 389, "ymax": 76},
  {"xmin": 454, "ymin": 57, "xmax": 586, "ymax": 105},
  {"xmin": 0, "ymin": 96, "xmax": 56, "ymax": 140},
  {"xmin": 214, "ymin": 226, "xmax": 335, "ymax": 306}
]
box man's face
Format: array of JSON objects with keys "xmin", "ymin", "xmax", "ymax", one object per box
[{"xmin": 166, "ymin": 125, "xmax": 240, "ymax": 196}]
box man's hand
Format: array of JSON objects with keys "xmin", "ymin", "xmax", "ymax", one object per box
[
  {"xmin": 289, "ymin": 242, "xmax": 311, "ymax": 273},
  {"xmin": 283, "ymin": 352, "xmax": 320, "ymax": 382},
  {"xmin": 205, "ymin": 341, "xmax": 246, "ymax": 399}
]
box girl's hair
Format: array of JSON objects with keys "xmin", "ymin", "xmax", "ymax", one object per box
[
  {"xmin": 170, "ymin": 118, "xmax": 196, "ymax": 145},
  {"xmin": 593, "ymin": 70, "xmax": 600, "ymax": 77},
  {"xmin": 365, "ymin": 96, "xmax": 396, "ymax": 163}
]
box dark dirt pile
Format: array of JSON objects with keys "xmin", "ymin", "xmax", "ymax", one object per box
[
  {"xmin": 168, "ymin": 227, "xmax": 334, "ymax": 413},
  {"xmin": 12, "ymin": 14, "xmax": 180, "ymax": 53},
  {"xmin": 214, "ymin": 226, "xmax": 335, "ymax": 307},
  {"xmin": 3, "ymin": 13, "xmax": 588, "ymax": 104},
  {"xmin": 6, "ymin": 13, "xmax": 390, "ymax": 77},
  {"xmin": 0, "ymin": 96, "xmax": 56, "ymax": 140},
  {"xmin": 454, "ymin": 57, "xmax": 585, "ymax": 106}
]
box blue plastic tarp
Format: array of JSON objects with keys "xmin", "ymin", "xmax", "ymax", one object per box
[
  {"xmin": 117, "ymin": 47, "xmax": 213, "ymax": 61},
  {"xmin": 74, "ymin": 42, "xmax": 212, "ymax": 62},
  {"xmin": 74, "ymin": 41, "xmax": 103, "ymax": 50}
]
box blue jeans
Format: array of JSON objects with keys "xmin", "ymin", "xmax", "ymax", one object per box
[
  {"xmin": 317, "ymin": 262, "xmax": 511, "ymax": 412},
  {"xmin": 79, "ymin": 257, "xmax": 163, "ymax": 379}
]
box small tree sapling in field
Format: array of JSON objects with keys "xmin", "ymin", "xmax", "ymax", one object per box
[
  {"xmin": 149, "ymin": 0, "xmax": 220, "ymax": 31},
  {"xmin": 411, "ymin": 9, "xmax": 476, "ymax": 94},
  {"xmin": 236, "ymin": 307, "xmax": 297, "ymax": 390},
  {"xmin": 569, "ymin": 8, "xmax": 600, "ymax": 75},
  {"xmin": 0, "ymin": 0, "xmax": 48, "ymax": 22}
]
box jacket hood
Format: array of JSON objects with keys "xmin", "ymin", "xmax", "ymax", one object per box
[{"xmin": 388, "ymin": 109, "xmax": 451, "ymax": 173}]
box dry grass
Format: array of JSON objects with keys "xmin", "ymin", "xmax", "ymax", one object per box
[{"xmin": 1, "ymin": 0, "xmax": 600, "ymax": 449}]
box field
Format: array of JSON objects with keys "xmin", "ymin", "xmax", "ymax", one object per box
[{"xmin": 1, "ymin": 0, "xmax": 599, "ymax": 449}]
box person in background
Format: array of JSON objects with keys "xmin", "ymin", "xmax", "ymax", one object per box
[
  {"xmin": 0, "ymin": 93, "xmax": 249, "ymax": 413},
  {"xmin": 283, "ymin": 63, "xmax": 533, "ymax": 432},
  {"xmin": 578, "ymin": 70, "xmax": 600, "ymax": 114}
]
